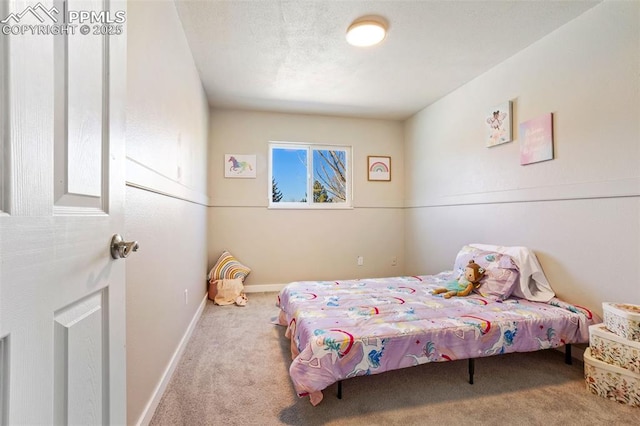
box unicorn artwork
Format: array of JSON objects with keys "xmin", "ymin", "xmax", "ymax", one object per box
[
  {"xmin": 228, "ymin": 156, "xmax": 252, "ymax": 173},
  {"xmin": 224, "ymin": 154, "xmax": 256, "ymax": 178}
]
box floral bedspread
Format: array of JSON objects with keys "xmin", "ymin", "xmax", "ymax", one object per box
[{"xmin": 277, "ymin": 273, "xmax": 597, "ymax": 405}]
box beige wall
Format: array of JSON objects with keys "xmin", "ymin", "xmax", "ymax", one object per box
[
  {"xmin": 123, "ymin": 1, "xmax": 638, "ymax": 422},
  {"xmin": 125, "ymin": 1, "xmax": 209, "ymax": 424},
  {"xmin": 208, "ymin": 110, "xmax": 404, "ymax": 285},
  {"xmin": 404, "ymin": 1, "xmax": 640, "ymax": 313}
]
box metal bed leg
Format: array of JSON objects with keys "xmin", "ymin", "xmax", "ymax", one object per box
[{"xmin": 336, "ymin": 350, "xmax": 569, "ymax": 398}]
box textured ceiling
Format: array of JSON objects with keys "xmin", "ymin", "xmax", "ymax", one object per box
[{"xmin": 175, "ymin": 0, "xmax": 600, "ymax": 120}]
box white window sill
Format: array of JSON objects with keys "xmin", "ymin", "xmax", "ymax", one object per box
[{"xmin": 268, "ymin": 203, "xmax": 353, "ymax": 210}]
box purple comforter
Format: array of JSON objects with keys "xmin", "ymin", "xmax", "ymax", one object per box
[{"xmin": 277, "ymin": 272, "xmax": 596, "ymax": 405}]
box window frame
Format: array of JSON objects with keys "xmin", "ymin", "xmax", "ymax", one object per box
[{"xmin": 268, "ymin": 141, "xmax": 352, "ymax": 209}]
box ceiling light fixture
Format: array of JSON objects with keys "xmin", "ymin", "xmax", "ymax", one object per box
[{"xmin": 346, "ymin": 16, "xmax": 387, "ymax": 47}]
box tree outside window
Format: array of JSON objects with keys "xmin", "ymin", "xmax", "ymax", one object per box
[{"xmin": 269, "ymin": 143, "xmax": 351, "ymax": 208}]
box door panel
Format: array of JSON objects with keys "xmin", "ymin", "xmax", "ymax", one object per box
[
  {"xmin": 54, "ymin": 0, "xmax": 107, "ymax": 212},
  {"xmin": 54, "ymin": 290, "xmax": 106, "ymax": 425},
  {"xmin": 0, "ymin": 335, "xmax": 7, "ymax": 425},
  {"xmin": 0, "ymin": 1, "xmax": 127, "ymax": 424},
  {"xmin": 66, "ymin": 0, "xmax": 104, "ymax": 199}
]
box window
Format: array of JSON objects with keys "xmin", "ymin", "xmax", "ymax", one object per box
[{"xmin": 269, "ymin": 142, "xmax": 351, "ymax": 208}]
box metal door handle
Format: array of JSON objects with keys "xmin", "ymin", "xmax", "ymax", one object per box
[{"xmin": 110, "ymin": 234, "xmax": 140, "ymax": 259}]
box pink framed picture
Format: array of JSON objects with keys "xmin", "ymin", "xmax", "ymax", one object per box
[{"xmin": 519, "ymin": 113, "xmax": 554, "ymax": 165}]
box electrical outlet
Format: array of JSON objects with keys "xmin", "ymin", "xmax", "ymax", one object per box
[
  {"xmin": 184, "ymin": 289, "xmax": 188, "ymax": 305},
  {"xmin": 391, "ymin": 256, "xmax": 397, "ymax": 266},
  {"xmin": 357, "ymin": 256, "xmax": 364, "ymax": 266}
]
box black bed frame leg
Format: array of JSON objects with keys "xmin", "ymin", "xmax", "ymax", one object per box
[
  {"xmin": 468, "ymin": 359, "xmax": 475, "ymax": 384},
  {"xmin": 337, "ymin": 380, "xmax": 342, "ymax": 399},
  {"xmin": 565, "ymin": 344, "xmax": 572, "ymax": 365}
]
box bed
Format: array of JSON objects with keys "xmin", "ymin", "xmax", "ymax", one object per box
[{"xmin": 276, "ymin": 245, "xmax": 598, "ymax": 405}]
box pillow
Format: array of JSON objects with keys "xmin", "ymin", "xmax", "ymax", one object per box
[
  {"xmin": 469, "ymin": 244, "xmax": 555, "ymax": 302},
  {"xmin": 453, "ymin": 245, "xmax": 481, "ymax": 274},
  {"xmin": 208, "ymin": 250, "xmax": 251, "ymax": 283},
  {"xmin": 453, "ymin": 245, "xmax": 519, "ymax": 300},
  {"xmin": 475, "ymin": 267, "xmax": 519, "ymax": 300}
]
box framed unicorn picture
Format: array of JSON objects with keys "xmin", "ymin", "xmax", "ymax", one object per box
[
  {"xmin": 224, "ymin": 154, "xmax": 256, "ymax": 178},
  {"xmin": 368, "ymin": 156, "xmax": 391, "ymax": 181}
]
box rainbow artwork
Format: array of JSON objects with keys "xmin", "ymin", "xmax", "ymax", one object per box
[{"xmin": 368, "ymin": 156, "xmax": 391, "ymax": 181}]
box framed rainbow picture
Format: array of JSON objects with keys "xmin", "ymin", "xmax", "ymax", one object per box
[{"xmin": 368, "ymin": 156, "xmax": 391, "ymax": 181}]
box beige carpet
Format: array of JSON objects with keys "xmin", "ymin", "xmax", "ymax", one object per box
[{"xmin": 150, "ymin": 292, "xmax": 639, "ymax": 426}]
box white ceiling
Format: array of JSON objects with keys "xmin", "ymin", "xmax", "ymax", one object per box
[{"xmin": 174, "ymin": 0, "xmax": 600, "ymax": 120}]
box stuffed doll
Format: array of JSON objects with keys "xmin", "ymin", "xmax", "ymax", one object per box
[{"xmin": 432, "ymin": 260, "xmax": 485, "ymax": 299}]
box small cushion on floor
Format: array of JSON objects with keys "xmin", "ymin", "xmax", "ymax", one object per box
[{"xmin": 208, "ymin": 250, "xmax": 251, "ymax": 283}]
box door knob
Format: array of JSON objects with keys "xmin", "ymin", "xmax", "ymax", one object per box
[{"xmin": 110, "ymin": 234, "xmax": 140, "ymax": 259}]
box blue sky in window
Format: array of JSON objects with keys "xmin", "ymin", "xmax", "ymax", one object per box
[
  {"xmin": 312, "ymin": 150, "xmax": 325, "ymax": 183},
  {"xmin": 272, "ymin": 148, "xmax": 307, "ymax": 202},
  {"xmin": 313, "ymin": 150, "xmax": 345, "ymax": 182}
]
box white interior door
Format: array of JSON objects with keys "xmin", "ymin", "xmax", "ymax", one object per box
[{"xmin": 0, "ymin": 0, "xmax": 127, "ymax": 424}]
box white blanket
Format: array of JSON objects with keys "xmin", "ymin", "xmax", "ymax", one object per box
[
  {"xmin": 470, "ymin": 244, "xmax": 556, "ymax": 302},
  {"xmin": 213, "ymin": 278, "xmax": 244, "ymax": 306}
]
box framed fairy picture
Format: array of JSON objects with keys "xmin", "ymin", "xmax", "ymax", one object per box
[{"xmin": 485, "ymin": 101, "xmax": 512, "ymax": 147}]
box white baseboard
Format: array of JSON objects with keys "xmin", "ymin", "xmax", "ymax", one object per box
[
  {"xmin": 244, "ymin": 283, "xmax": 287, "ymax": 293},
  {"xmin": 136, "ymin": 293, "xmax": 208, "ymax": 426}
]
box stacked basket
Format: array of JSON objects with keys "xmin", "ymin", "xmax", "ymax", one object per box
[{"xmin": 584, "ymin": 303, "xmax": 640, "ymax": 406}]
